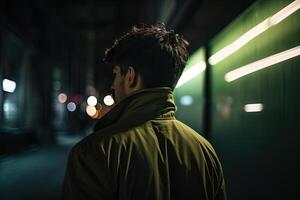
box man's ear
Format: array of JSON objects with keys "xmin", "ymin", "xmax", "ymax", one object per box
[{"xmin": 126, "ymin": 66, "xmax": 138, "ymax": 88}]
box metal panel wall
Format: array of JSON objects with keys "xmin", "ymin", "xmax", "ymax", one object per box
[
  {"xmin": 209, "ymin": 0, "xmax": 300, "ymax": 199},
  {"xmin": 174, "ymin": 48, "xmax": 206, "ymax": 134}
]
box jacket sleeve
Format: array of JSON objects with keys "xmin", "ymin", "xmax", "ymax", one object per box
[{"xmin": 62, "ymin": 144, "xmax": 114, "ymax": 200}]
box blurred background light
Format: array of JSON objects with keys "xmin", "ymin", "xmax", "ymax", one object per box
[
  {"xmin": 2, "ymin": 79, "xmax": 16, "ymax": 93},
  {"xmin": 3, "ymin": 101, "xmax": 17, "ymax": 120},
  {"xmin": 71, "ymin": 95, "xmax": 81, "ymax": 104},
  {"xmin": 103, "ymin": 95, "xmax": 114, "ymax": 106},
  {"xmin": 244, "ymin": 103, "xmax": 263, "ymax": 112},
  {"xmin": 225, "ymin": 45, "xmax": 300, "ymax": 82},
  {"xmin": 90, "ymin": 110, "xmax": 101, "ymax": 119},
  {"xmin": 67, "ymin": 102, "xmax": 76, "ymax": 112},
  {"xmin": 58, "ymin": 93, "xmax": 67, "ymax": 103},
  {"xmin": 209, "ymin": 0, "xmax": 300, "ymax": 65},
  {"xmin": 270, "ymin": 0, "xmax": 300, "ymax": 25},
  {"xmin": 87, "ymin": 96, "xmax": 97, "ymax": 106},
  {"xmin": 180, "ymin": 95, "xmax": 194, "ymax": 106},
  {"xmin": 86, "ymin": 105, "xmax": 97, "ymax": 116},
  {"xmin": 176, "ymin": 61, "xmax": 206, "ymax": 88}
]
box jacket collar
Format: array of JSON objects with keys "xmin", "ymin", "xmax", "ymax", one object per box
[{"xmin": 93, "ymin": 87, "xmax": 176, "ymax": 133}]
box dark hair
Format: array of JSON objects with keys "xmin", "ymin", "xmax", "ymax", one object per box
[{"xmin": 103, "ymin": 24, "xmax": 189, "ymax": 89}]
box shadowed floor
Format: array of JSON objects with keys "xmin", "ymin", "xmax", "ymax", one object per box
[{"xmin": 0, "ymin": 136, "xmax": 80, "ymax": 200}]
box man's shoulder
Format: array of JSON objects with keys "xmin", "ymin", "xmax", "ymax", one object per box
[
  {"xmin": 70, "ymin": 128, "xmax": 132, "ymax": 154},
  {"xmin": 172, "ymin": 120, "xmax": 215, "ymax": 149},
  {"xmin": 69, "ymin": 132, "xmax": 103, "ymax": 156}
]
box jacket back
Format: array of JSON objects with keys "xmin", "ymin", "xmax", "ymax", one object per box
[{"xmin": 62, "ymin": 88, "xmax": 226, "ymax": 200}]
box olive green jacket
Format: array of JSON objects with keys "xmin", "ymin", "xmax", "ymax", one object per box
[{"xmin": 62, "ymin": 88, "xmax": 226, "ymax": 200}]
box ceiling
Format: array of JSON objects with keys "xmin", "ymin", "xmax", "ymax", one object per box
[{"xmin": 0, "ymin": 0, "xmax": 255, "ymax": 95}]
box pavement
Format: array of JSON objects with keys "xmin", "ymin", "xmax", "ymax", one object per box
[{"xmin": 0, "ymin": 135, "xmax": 82, "ymax": 200}]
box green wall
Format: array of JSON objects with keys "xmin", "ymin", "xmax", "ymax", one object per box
[
  {"xmin": 209, "ymin": 0, "xmax": 300, "ymax": 199},
  {"xmin": 174, "ymin": 48, "xmax": 206, "ymax": 134}
]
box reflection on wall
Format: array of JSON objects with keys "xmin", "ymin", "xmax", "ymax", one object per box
[
  {"xmin": 1, "ymin": 32, "xmax": 28, "ymax": 131},
  {"xmin": 174, "ymin": 48, "xmax": 206, "ymax": 134},
  {"xmin": 209, "ymin": 0, "xmax": 300, "ymax": 199},
  {"xmin": 3, "ymin": 99, "xmax": 17, "ymax": 122}
]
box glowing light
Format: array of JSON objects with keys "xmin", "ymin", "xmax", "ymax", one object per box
[
  {"xmin": 86, "ymin": 105, "xmax": 97, "ymax": 116},
  {"xmin": 67, "ymin": 102, "xmax": 76, "ymax": 112},
  {"xmin": 209, "ymin": 0, "xmax": 300, "ymax": 65},
  {"xmin": 180, "ymin": 95, "xmax": 194, "ymax": 106},
  {"xmin": 270, "ymin": 0, "xmax": 300, "ymax": 25},
  {"xmin": 225, "ymin": 45, "xmax": 300, "ymax": 82},
  {"xmin": 91, "ymin": 110, "xmax": 101, "ymax": 119},
  {"xmin": 209, "ymin": 19, "xmax": 270, "ymax": 65},
  {"xmin": 244, "ymin": 103, "xmax": 263, "ymax": 112},
  {"xmin": 2, "ymin": 79, "xmax": 16, "ymax": 93},
  {"xmin": 87, "ymin": 96, "xmax": 97, "ymax": 106},
  {"xmin": 71, "ymin": 95, "xmax": 81, "ymax": 104},
  {"xmin": 3, "ymin": 102, "xmax": 16, "ymax": 113},
  {"xmin": 3, "ymin": 101, "xmax": 17, "ymax": 120},
  {"xmin": 103, "ymin": 95, "xmax": 114, "ymax": 106},
  {"xmin": 58, "ymin": 93, "xmax": 67, "ymax": 103},
  {"xmin": 176, "ymin": 61, "xmax": 206, "ymax": 88}
]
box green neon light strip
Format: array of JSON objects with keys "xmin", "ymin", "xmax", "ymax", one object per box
[
  {"xmin": 225, "ymin": 45, "xmax": 300, "ymax": 82},
  {"xmin": 175, "ymin": 61, "xmax": 206, "ymax": 88},
  {"xmin": 209, "ymin": 0, "xmax": 300, "ymax": 65}
]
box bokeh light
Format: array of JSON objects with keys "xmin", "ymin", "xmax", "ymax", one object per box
[
  {"xmin": 180, "ymin": 95, "xmax": 194, "ymax": 106},
  {"xmin": 86, "ymin": 105, "xmax": 97, "ymax": 116},
  {"xmin": 67, "ymin": 102, "xmax": 76, "ymax": 112},
  {"xmin": 244, "ymin": 103, "xmax": 263, "ymax": 112},
  {"xmin": 71, "ymin": 95, "xmax": 81, "ymax": 104},
  {"xmin": 2, "ymin": 78, "xmax": 16, "ymax": 93},
  {"xmin": 103, "ymin": 95, "xmax": 114, "ymax": 106},
  {"xmin": 91, "ymin": 110, "xmax": 101, "ymax": 119},
  {"xmin": 58, "ymin": 93, "xmax": 67, "ymax": 103},
  {"xmin": 87, "ymin": 96, "xmax": 97, "ymax": 106}
]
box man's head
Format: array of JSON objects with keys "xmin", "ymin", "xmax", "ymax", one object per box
[{"xmin": 104, "ymin": 24, "xmax": 189, "ymax": 103}]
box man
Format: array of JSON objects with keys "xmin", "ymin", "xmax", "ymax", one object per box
[{"xmin": 63, "ymin": 24, "xmax": 226, "ymax": 200}]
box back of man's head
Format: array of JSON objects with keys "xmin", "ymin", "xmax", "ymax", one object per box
[{"xmin": 104, "ymin": 24, "xmax": 189, "ymax": 90}]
